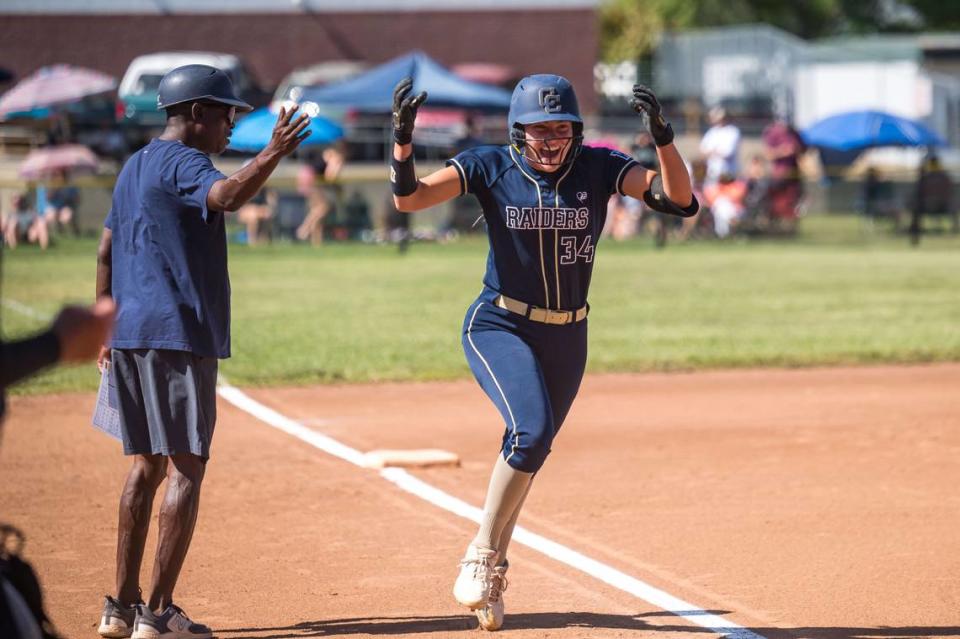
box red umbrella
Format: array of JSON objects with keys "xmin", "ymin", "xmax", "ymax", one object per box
[
  {"xmin": 0, "ymin": 65, "xmax": 116, "ymax": 118},
  {"xmin": 19, "ymin": 145, "xmax": 99, "ymax": 179}
]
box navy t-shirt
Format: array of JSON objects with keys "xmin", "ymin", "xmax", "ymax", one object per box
[
  {"xmin": 447, "ymin": 144, "xmax": 637, "ymax": 311},
  {"xmin": 105, "ymin": 139, "xmax": 230, "ymax": 358}
]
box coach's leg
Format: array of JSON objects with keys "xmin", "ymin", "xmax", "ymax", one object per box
[
  {"xmin": 146, "ymin": 453, "xmax": 205, "ymax": 611},
  {"xmin": 115, "ymin": 454, "xmax": 167, "ymax": 605}
]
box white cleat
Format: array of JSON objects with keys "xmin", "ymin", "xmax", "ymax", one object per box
[
  {"xmin": 453, "ymin": 545, "xmax": 497, "ymax": 609},
  {"xmin": 475, "ymin": 561, "xmax": 508, "ymax": 631}
]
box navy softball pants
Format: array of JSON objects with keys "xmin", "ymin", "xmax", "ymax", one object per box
[{"xmin": 461, "ymin": 290, "xmax": 588, "ymax": 473}]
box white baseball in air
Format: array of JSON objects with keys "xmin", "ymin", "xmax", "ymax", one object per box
[{"xmin": 301, "ymin": 101, "xmax": 320, "ymax": 118}]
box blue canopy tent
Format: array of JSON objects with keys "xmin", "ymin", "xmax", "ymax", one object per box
[
  {"xmin": 802, "ymin": 110, "xmax": 946, "ymax": 152},
  {"xmin": 228, "ymin": 107, "xmax": 343, "ymax": 153},
  {"xmin": 299, "ymin": 51, "xmax": 511, "ymax": 111}
]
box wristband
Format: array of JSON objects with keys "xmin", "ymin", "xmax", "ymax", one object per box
[
  {"xmin": 390, "ymin": 153, "xmax": 418, "ymax": 196},
  {"xmin": 651, "ymin": 121, "xmax": 674, "ymax": 147},
  {"xmin": 393, "ymin": 127, "xmax": 413, "ymax": 145}
]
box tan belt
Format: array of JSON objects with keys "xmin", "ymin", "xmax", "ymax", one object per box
[{"xmin": 494, "ymin": 294, "xmax": 588, "ymax": 325}]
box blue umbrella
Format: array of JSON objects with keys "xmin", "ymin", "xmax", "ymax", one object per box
[
  {"xmin": 228, "ymin": 107, "xmax": 343, "ymax": 153},
  {"xmin": 802, "ymin": 110, "xmax": 945, "ymax": 152}
]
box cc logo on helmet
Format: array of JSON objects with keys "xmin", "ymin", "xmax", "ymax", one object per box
[{"xmin": 539, "ymin": 88, "xmax": 562, "ymax": 114}]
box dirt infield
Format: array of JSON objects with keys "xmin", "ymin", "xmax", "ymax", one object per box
[{"xmin": 1, "ymin": 364, "xmax": 958, "ymax": 638}]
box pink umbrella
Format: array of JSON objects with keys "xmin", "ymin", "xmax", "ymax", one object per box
[
  {"xmin": 585, "ymin": 136, "xmax": 630, "ymax": 154},
  {"xmin": 0, "ymin": 65, "xmax": 116, "ymax": 117},
  {"xmin": 19, "ymin": 145, "xmax": 99, "ymax": 179},
  {"xmin": 452, "ymin": 63, "xmax": 515, "ymax": 86}
]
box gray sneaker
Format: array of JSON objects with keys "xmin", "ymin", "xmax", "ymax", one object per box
[
  {"xmin": 131, "ymin": 603, "xmax": 212, "ymax": 639},
  {"xmin": 98, "ymin": 596, "xmax": 138, "ymax": 638}
]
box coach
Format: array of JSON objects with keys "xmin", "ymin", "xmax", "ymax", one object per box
[{"xmin": 94, "ymin": 65, "xmax": 309, "ymax": 639}]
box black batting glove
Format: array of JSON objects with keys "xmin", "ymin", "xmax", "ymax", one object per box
[
  {"xmin": 392, "ymin": 77, "xmax": 427, "ymax": 145},
  {"xmin": 630, "ymin": 84, "xmax": 674, "ymax": 147}
]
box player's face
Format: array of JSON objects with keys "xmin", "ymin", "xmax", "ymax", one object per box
[{"xmin": 523, "ymin": 120, "xmax": 575, "ymax": 173}]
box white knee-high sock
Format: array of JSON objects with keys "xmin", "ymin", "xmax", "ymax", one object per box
[
  {"xmin": 494, "ymin": 477, "xmax": 533, "ymax": 565},
  {"xmin": 471, "ymin": 455, "xmax": 534, "ymax": 558}
]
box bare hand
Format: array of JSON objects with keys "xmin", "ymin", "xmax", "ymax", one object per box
[
  {"xmin": 51, "ymin": 298, "xmax": 115, "ymax": 364},
  {"xmin": 264, "ymin": 106, "xmax": 311, "ymax": 158},
  {"xmin": 97, "ymin": 344, "xmax": 111, "ymax": 373}
]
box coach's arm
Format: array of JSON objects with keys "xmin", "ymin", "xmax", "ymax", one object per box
[{"xmin": 206, "ymin": 106, "xmax": 309, "ymax": 212}]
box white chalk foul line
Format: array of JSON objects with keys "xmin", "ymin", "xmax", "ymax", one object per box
[{"xmin": 217, "ymin": 380, "xmax": 767, "ymax": 639}]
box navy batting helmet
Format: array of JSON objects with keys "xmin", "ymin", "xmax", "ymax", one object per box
[
  {"xmin": 157, "ymin": 64, "xmax": 253, "ymax": 112},
  {"xmin": 508, "ymin": 74, "xmax": 583, "ymax": 166}
]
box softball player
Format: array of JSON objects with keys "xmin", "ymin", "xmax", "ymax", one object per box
[{"xmin": 390, "ymin": 74, "xmax": 697, "ymax": 630}]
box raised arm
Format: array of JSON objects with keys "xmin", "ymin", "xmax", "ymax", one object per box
[
  {"xmin": 390, "ymin": 78, "xmax": 463, "ymax": 212},
  {"xmin": 622, "ymin": 85, "xmax": 697, "ymax": 216},
  {"xmin": 207, "ymin": 106, "xmax": 310, "ymax": 212}
]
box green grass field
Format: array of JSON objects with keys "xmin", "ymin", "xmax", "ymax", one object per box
[{"xmin": 4, "ymin": 214, "xmax": 959, "ymax": 394}]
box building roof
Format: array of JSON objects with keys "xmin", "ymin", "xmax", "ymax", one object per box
[
  {"xmin": 1, "ymin": 0, "xmax": 599, "ymax": 13},
  {"xmin": 809, "ymin": 35, "xmax": 922, "ymax": 63}
]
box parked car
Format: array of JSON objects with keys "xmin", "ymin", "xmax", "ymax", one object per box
[
  {"xmin": 270, "ymin": 60, "xmax": 367, "ymax": 111},
  {"xmin": 118, "ymin": 51, "xmax": 267, "ymax": 143}
]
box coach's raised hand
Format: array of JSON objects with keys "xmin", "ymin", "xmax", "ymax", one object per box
[
  {"xmin": 265, "ymin": 105, "xmax": 311, "ymax": 157},
  {"xmin": 392, "ymin": 77, "xmax": 427, "ymax": 145},
  {"xmin": 207, "ymin": 105, "xmax": 311, "ymax": 212},
  {"xmin": 629, "ymin": 85, "xmax": 674, "ymax": 147}
]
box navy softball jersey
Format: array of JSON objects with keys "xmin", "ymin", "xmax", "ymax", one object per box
[
  {"xmin": 448, "ymin": 144, "xmax": 637, "ymax": 311},
  {"xmin": 449, "ymin": 144, "xmax": 639, "ymax": 472}
]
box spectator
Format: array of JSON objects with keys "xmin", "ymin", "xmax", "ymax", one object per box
[
  {"xmin": 3, "ymin": 193, "xmax": 32, "ymax": 249},
  {"xmin": 31, "ymin": 185, "xmax": 51, "ymax": 250},
  {"xmin": 235, "ymin": 162, "xmax": 277, "ymax": 247},
  {"xmin": 295, "ymin": 143, "xmax": 346, "ymax": 245},
  {"xmin": 46, "ymin": 170, "xmax": 81, "ymax": 237},
  {"xmin": 678, "ymin": 158, "xmax": 712, "ymax": 241},
  {"xmin": 603, "ymin": 193, "xmax": 642, "ymax": 242},
  {"xmin": 2, "ymin": 190, "xmax": 49, "ymax": 251},
  {"xmin": 704, "ymin": 172, "xmax": 748, "ymax": 238},
  {"xmin": 342, "ymin": 189, "xmax": 372, "ymax": 241},
  {"xmin": 631, "ymin": 131, "xmax": 658, "ymax": 170},
  {"xmin": 699, "ymin": 106, "xmax": 740, "ymax": 186},
  {"xmin": 861, "ymin": 166, "xmax": 901, "ymax": 229},
  {"xmin": 762, "ymin": 119, "xmax": 806, "ymax": 232},
  {"xmin": 910, "ymin": 147, "xmax": 957, "ymax": 245},
  {"xmin": 742, "ymin": 154, "xmax": 771, "ymax": 230}
]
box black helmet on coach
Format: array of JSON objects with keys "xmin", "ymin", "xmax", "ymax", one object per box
[
  {"xmin": 156, "ymin": 64, "xmax": 253, "ymax": 112},
  {"xmin": 508, "ymin": 74, "xmax": 584, "ymax": 165}
]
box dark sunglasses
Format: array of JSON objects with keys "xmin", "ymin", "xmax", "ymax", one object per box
[{"xmin": 198, "ymin": 101, "xmax": 237, "ymax": 125}]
